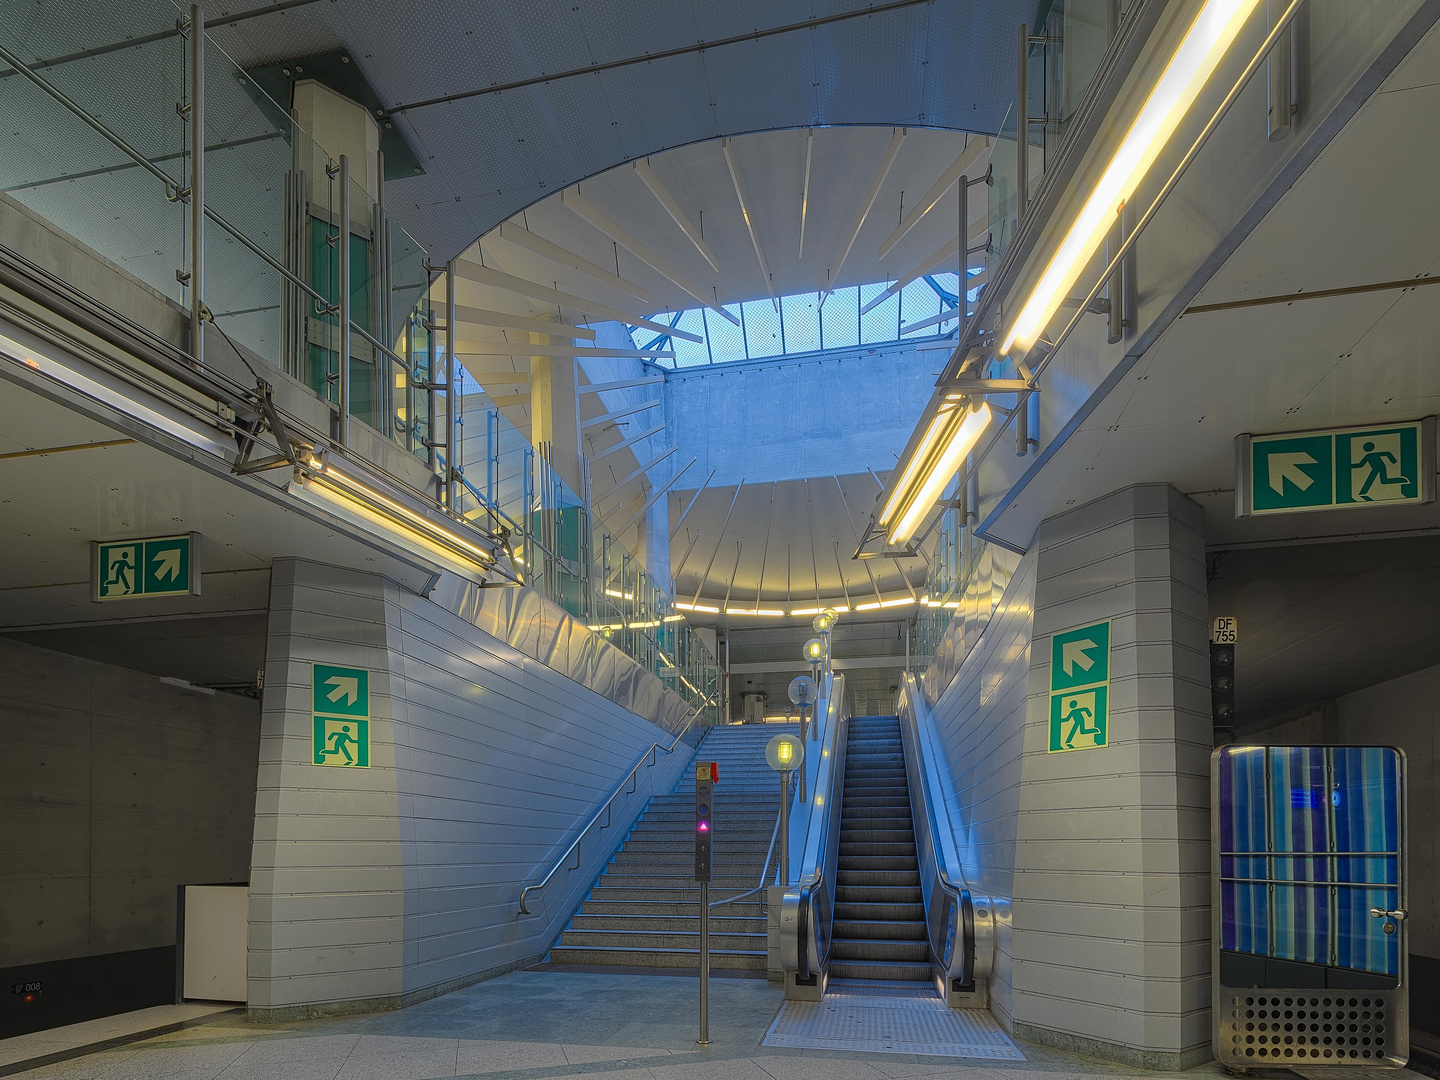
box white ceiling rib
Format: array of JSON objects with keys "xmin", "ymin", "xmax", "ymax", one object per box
[
  {"xmin": 823, "ymin": 127, "xmax": 907, "ymax": 304},
  {"xmin": 632, "ymin": 159, "xmax": 720, "ymax": 273}
]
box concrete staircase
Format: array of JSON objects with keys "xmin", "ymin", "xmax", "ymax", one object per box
[
  {"xmin": 546, "ymin": 723, "xmax": 796, "ymax": 972},
  {"xmin": 829, "ymin": 715, "xmax": 930, "ymax": 982}
]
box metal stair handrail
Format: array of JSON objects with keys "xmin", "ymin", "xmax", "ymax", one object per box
[
  {"xmin": 708, "ymin": 803, "xmax": 783, "ymax": 910},
  {"xmin": 517, "ymin": 693, "xmax": 716, "ymax": 915}
]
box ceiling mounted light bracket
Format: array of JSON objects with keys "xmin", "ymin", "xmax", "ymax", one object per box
[
  {"xmin": 851, "ymin": 514, "xmax": 920, "ymax": 561},
  {"xmin": 232, "ymin": 379, "xmax": 305, "ymax": 476}
]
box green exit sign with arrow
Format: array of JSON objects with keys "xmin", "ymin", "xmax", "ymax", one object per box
[
  {"xmin": 1237, "ymin": 420, "xmax": 1435, "ymax": 518},
  {"xmin": 91, "ymin": 533, "xmax": 200, "ymax": 601}
]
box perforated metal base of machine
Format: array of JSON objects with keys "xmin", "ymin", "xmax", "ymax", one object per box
[
  {"xmin": 762, "ymin": 982, "xmax": 1025, "ymax": 1059},
  {"xmin": 1216, "ymin": 987, "xmax": 1406, "ymax": 1068}
]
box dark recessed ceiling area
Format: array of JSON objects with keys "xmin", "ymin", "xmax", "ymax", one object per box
[
  {"xmin": 1207, "ymin": 534, "xmax": 1440, "ymax": 725},
  {"xmin": 5, "ymin": 613, "xmax": 269, "ymax": 694}
]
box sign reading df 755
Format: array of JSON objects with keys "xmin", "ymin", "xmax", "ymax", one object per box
[{"xmin": 1236, "ymin": 419, "xmax": 1435, "ymax": 518}]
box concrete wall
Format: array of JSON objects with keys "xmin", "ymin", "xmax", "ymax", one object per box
[
  {"xmin": 248, "ymin": 558, "xmax": 699, "ymax": 1019},
  {"xmin": 922, "ymin": 484, "xmax": 1212, "ymax": 1068},
  {"xmin": 663, "ymin": 339, "xmax": 936, "ymax": 487},
  {"xmin": 0, "ymin": 637, "xmax": 260, "ymax": 967}
]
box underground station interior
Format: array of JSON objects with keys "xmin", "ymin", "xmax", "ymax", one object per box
[{"xmin": 0, "ymin": 1, "xmax": 1437, "ymax": 1078}]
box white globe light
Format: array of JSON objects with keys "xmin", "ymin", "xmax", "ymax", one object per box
[{"xmin": 803, "ymin": 637, "xmax": 824, "ymax": 662}]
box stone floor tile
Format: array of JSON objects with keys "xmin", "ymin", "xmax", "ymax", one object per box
[
  {"xmin": 228, "ymin": 1035, "xmax": 362, "ymax": 1065},
  {"xmin": 453, "ymin": 1039, "xmax": 569, "ymax": 1072},
  {"xmin": 561, "ymin": 1044, "xmax": 676, "ymax": 1064}
]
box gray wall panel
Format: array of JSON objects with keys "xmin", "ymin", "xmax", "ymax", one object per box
[{"xmin": 248, "ymin": 558, "xmax": 700, "ymax": 1017}]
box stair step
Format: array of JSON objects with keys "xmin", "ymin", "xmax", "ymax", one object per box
[
  {"xmin": 548, "ymin": 945, "xmax": 765, "ymax": 970},
  {"xmin": 560, "ymin": 929, "xmax": 765, "ymax": 950},
  {"xmin": 838, "ymin": 855, "xmax": 920, "ymax": 871},
  {"xmin": 581, "ymin": 899, "xmax": 764, "ymax": 917},
  {"xmin": 839, "ymin": 843, "xmax": 917, "ymax": 858},
  {"xmin": 834, "ymin": 902, "xmax": 927, "ymax": 921},
  {"xmin": 833, "ymin": 919, "xmax": 927, "ymax": 940},
  {"xmin": 828, "ymin": 958, "xmax": 931, "ymax": 982},
  {"xmin": 570, "ymin": 914, "xmax": 763, "ymax": 933},
  {"xmin": 830, "ymin": 938, "xmax": 929, "ymax": 962}
]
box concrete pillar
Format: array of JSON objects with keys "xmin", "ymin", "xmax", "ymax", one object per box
[
  {"xmin": 529, "ymin": 320, "xmax": 583, "ymax": 495},
  {"xmin": 1011, "ymin": 484, "xmax": 1211, "ymax": 1069}
]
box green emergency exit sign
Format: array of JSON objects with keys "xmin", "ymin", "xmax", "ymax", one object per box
[
  {"xmin": 1048, "ymin": 620, "xmax": 1111, "ymax": 754},
  {"xmin": 91, "ymin": 533, "xmax": 200, "ymax": 601},
  {"xmin": 312, "ymin": 663, "xmax": 371, "ymax": 768},
  {"xmin": 1237, "ymin": 419, "xmax": 1435, "ymax": 517}
]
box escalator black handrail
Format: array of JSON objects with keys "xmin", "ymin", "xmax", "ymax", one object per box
[
  {"xmin": 898, "ymin": 671, "xmax": 978, "ymax": 986},
  {"xmin": 780, "ymin": 671, "xmax": 848, "ymax": 980}
]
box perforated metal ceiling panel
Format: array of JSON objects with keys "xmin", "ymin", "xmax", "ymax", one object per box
[{"xmin": 206, "ymin": 0, "xmax": 1033, "ymax": 260}]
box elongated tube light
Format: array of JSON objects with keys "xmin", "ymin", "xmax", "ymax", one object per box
[
  {"xmin": 1001, "ymin": 0, "xmax": 1263, "ymax": 355},
  {"xmin": 887, "ymin": 401, "xmax": 992, "ymax": 546},
  {"xmin": 878, "ymin": 405, "xmax": 956, "ymax": 527},
  {"xmin": 305, "ymin": 465, "xmax": 499, "ymax": 574}
]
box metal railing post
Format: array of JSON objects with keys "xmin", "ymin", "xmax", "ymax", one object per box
[
  {"xmin": 337, "ymin": 154, "xmax": 351, "ymax": 447},
  {"xmin": 1016, "ymin": 23, "xmax": 1029, "ymax": 222},
  {"xmin": 779, "ymin": 770, "xmax": 791, "ymax": 884},
  {"xmin": 445, "ymin": 259, "xmax": 457, "ymax": 509},
  {"xmin": 958, "ymin": 168, "xmax": 969, "ymax": 331},
  {"xmin": 189, "ymin": 4, "xmax": 204, "ymax": 364},
  {"xmin": 486, "ymin": 409, "xmax": 496, "ymax": 510}
]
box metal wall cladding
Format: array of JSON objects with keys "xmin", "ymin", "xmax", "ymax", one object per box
[
  {"xmin": 921, "ymin": 540, "xmax": 1020, "ymax": 704},
  {"xmin": 924, "ymin": 552, "xmax": 1037, "ymax": 1032},
  {"xmin": 920, "ymin": 484, "xmax": 1214, "ymax": 1065},
  {"xmin": 249, "ymin": 558, "xmax": 700, "ymax": 1015},
  {"xmin": 429, "ymin": 575, "xmax": 695, "ymax": 735}
]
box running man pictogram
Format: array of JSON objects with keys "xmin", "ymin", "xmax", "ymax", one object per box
[
  {"xmin": 1354, "ymin": 440, "xmax": 1409, "ymax": 500},
  {"xmin": 101, "ymin": 547, "xmax": 136, "ymax": 597},
  {"xmin": 1061, "ymin": 696, "xmax": 1096, "ymax": 749},
  {"xmin": 322, "ymin": 724, "xmax": 358, "ymax": 765}
]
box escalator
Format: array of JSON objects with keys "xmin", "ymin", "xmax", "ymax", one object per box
[
  {"xmin": 778, "ymin": 672, "xmax": 994, "ymax": 1008},
  {"xmin": 830, "ymin": 716, "xmax": 929, "ymax": 982}
]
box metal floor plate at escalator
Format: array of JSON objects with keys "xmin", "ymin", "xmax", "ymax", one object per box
[{"xmin": 761, "ymin": 981, "xmax": 1025, "ymax": 1059}]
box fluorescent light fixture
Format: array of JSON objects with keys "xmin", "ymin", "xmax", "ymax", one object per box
[
  {"xmin": 676, "ymin": 602, "xmax": 719, "ymax": 613},
  {"xmin": 855, "ymin": 597, "xmax": 918, "ymax": 611},
  {"xmin": 1001, "ymin": 0, "xmax": 1263, "ymax": 355},
  {"xmin": 790, "ymin": 603, "xmax": 851, "ymax": 616},
  {"xmin": 726, "ymin": 607, "xmax": 786, "ymax": 617},
  {"xmin": 604, "ymin": 588, "xmax": 634, "ymax": 600},
  {"xmin": 888, "ymin": 402, "xmax": 992, "ymax": 546},
  {"xmin": 302, "ymin": 465, "xmax": 499, "ymax": 577},
  {"xmin": 878, "ymin": 407, "xmax": 955, "ymax": 526},
  {"xmin": 662, "ymin": 613, "xmax": 686, "ymax": 622},
  {"xmin": 1, "ymin": 330, "xmax": 232, "ymax": 457}
]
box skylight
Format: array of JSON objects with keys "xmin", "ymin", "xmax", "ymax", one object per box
[{"xmin": 630, "ymin": 272, "xmax": 981, "ymax": 367}]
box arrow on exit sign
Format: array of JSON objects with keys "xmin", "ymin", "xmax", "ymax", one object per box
[{"xmin": 1267, "ymin": 452, "xmax": 1318, "ymax": 494}]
